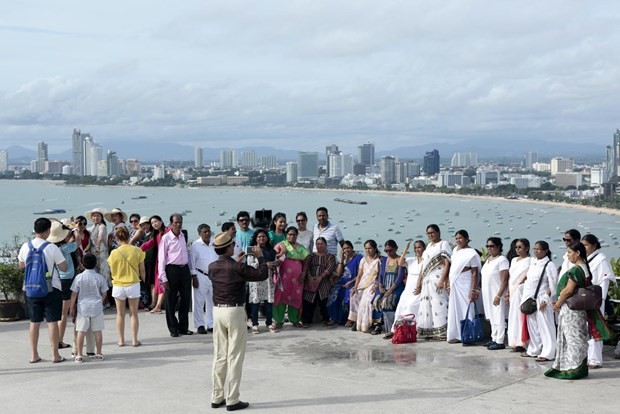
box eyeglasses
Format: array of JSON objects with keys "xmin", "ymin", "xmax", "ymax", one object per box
[
  {"xmin": 296, "ymin": 219, "xmax": 306, "ymax": 223},
  {"xmin": 562, "ymin": 238, "xmax": 572, "ymax": 242},
  {"xmin": 485, "ymin": 245, "xmax": 496, "ymax": 248}
]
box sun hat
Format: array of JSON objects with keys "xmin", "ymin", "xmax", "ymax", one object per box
[
  {"xmin": 104, "ymin": 208, "xmax": 128, "ymax": 222},
  {"xmin": 139, "ymin": 216, "xmax": 151, "ymax": 225},
  {"xmin": 213, "ymin": 232, "xmax": 234, "ymax": 249},
  {"xmin": 85, "ymin": 207, "xmax": 107, "ymax": 221},
  {"xmin": 60, "ymin": 218, "xmax": 79, "ymax": 229},
  {"xmin": 47, "ymin": 219, "xmax": 71, "ymax": 243}
]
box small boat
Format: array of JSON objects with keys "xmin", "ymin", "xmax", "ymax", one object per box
[
  {"xmin": 131, "ymin": 196, "xmax": 147, "ymax": 200},
  {"xmin": 334, "ymin": 198, "xmax": 367, "ymax": 205},
  {"xmin": 34, "ymin": 208, "xmax": 66, "ymax": 215}
]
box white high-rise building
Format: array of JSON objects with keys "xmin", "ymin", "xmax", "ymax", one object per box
[
  {"xmin": 286, "ymin": 162, "xmax": 298, "ymax": 183},
  {"xmin": 241, "ymin": 151, "xmax": 256, "ymax": 169},
  {"xmin": 328, "ymin": 153, "xmax": 354, "ymax": 178},
  {"xmin": 380, "ymin": 156, "xmax": 396, "ymax": 184},
  {"xmin": 153, "ymin": 165, "xmax": 166, "ymax": 180},
  {"xmin": 297, "ymin": 152, "xmax": 318, "ymax": 180},
  {"xmin": 220, "ymin": 150, "xmax": 237, "ymax": 169},
  {"xmin": 550, "ymin": 157, "xmax": 574, "ymax": 175},
  {"xmin": 0, "ymin": 150, "xmax": 8, "ymax": 172},
  {"xmin": 261, "ymin": 155, "xmax": 277, "ymax": 169},
  {"xmin": 195, "ymin": 146, "xmax": 203, "ymax": 168},
  {"xmin": 524, "ymin": 152, "xmax": 538, "ymax": 169},
  {"xmin": 36, "ymin": 141, "xmax": 48, "ymax": 173},
  {"xmin": 450, "ymin": 152, "xmax": 477, "ymax": 168}
]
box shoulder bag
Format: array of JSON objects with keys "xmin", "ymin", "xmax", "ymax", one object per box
[
  {"xmin": 565, "ymin": 266, "xmax": 603, "ymax": 311},
  {"xmin": 520, "ymin": 262, "xmax": 549, "ymax": 315},
  {"xmin": 460, "ymin": 301, "xmax": 484, "ymax": 344}
]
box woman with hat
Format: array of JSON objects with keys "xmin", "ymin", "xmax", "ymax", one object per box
[
  {"xmin": 105, "ymin": 208, "xmax": 129, "ymax": 251},
  {"xmin": 48, "ymin": 219, "xmax": 77, "ymax": 349},
  {"xmin": 86, "ymin": 208, "xmax": 111, "ymax": 300}
]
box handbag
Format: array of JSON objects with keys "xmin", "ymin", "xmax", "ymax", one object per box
[
  {"xmin": 460, "ymin": 301, "xmax": 484, "ymax": 345},
  {"xmin": 566, "ymin": 284, "xmax": 603, "ymax": 311},
  {"xmin": 392, "ymin": 314, "xmax": 417, "ymax": 344},
  {"xmin": 520, "ymin": 262, "xmax": 549, "ymax": 315}
]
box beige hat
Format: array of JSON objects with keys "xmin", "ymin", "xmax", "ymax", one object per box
[
  {"xmin": 104, "ymin": 208, "xmax": 128, "ymax": 222},
  {"xmin": 47, "ymin": 219, "xmax": 71, "ymax": 243},
  {"xmin": 139, "ymin": 216, "xmax": 151, "ymax": 225},
  {"xmin": 60, "ymin": 218, "xmax": 79, "ymax": 229},
  {"xmin": 85, "ymin": 207, "xmax": 107, "ymax": 221},
  {"xmin": 213, "ymin": 232, "xmax": 234, "ymax": 249}
]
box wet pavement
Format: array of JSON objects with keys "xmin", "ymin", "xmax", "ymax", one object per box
[{"xmin": 1, "ymin": 310, "xmax": 618, "ymax": 413}]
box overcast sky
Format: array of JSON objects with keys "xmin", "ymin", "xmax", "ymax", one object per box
[{"xmin": 1, "ymin": 1, "xmax": 619, "ymax": 154}]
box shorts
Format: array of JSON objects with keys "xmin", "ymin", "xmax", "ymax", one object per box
[
  {"xmin": 27, "ymin": 289, "xmax": 62, "ymax": 323},
  {"xmin": 112, "ymin": 283, "xmax": 141, "ymax": 300},
  {"xmin": 76, "ymin": 313, "xmax": 105, "ymax": 332},
  {"xmin": 61, "ymin": 278, "xmax": 74, "ymax": 301}
]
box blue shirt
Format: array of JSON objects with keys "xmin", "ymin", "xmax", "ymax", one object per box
[{"xmin": 59, "ymin": 242, "xmax": 78, "ymax": 280}]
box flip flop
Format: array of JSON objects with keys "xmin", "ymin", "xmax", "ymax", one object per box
[
  {"xmin": 132, "ymin": 341, "xmax": 142, "ymax": 347},
  {"xmin": 58, "ymin": 342, "xmax": 71, "ymax": 349},
  {"xmin": 520, "ymin": 353, "xmax": 533, "ymax": 358},
  {"xmin": 95, "ymin": 354, "xmax": 104, "ymax": 360},
  {"xmin": 535, "ymin": 357, "xmax": 551, "ymax": 362},
  {"xmin": 118, "ymin": 342, "xmax": 125, "ymax": 347},
  {"xmin": 29, "ymin": 357, "xmax": 41, "ymax": 364},
  {"xmin": 52, "ymin": 356, "xmax": 66, "ymax": 363}
]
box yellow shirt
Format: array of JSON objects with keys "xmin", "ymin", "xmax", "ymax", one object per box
[{"xmin": 107, "ymin": 244, "xmax": 145, "ymax": 287}]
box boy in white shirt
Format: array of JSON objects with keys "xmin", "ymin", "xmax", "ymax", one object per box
[{"xmin": 70, "ymin": 253, "xmax": 108, "ymax": 362}]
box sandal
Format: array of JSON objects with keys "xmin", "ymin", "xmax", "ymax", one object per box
[
  {"xmin": 252, "ymin": 326, "xmax": 259, "ymax": 334},
  {"xmin": 535, "ymin": 357, "xmax": 551, "ymax": 362},
  {"xmin": 275, "ymin": 322, "xmax": 284, "ymax": 329},
  {"xmin": 293, "ymin": 322, "xmax": 303, "ymax": 328},
  {"xmin": 588, "ymin": 364, "xmax": 602, "ymax": 369},
  {"xmin": 95, "ymin": 354, "xmax": 104, "ymax": 360},
  {"xmin": 344, "ymin": 320, "xmax": 353, "ymax": 328},
  {"xmin": 75, "ymin": 356, "xmax": 83, "ymax": 363},
  {"xmin": 269, "ymin": 325, "xmax": 277, "ymax": 333},
  {"xmin": 520, "ymin": 352, "xmax": 534, "ymax": 358}
]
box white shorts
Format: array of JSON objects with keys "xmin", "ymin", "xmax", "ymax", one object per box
[
  {"xmin": 112, "ymin": 283, "xmax": 141, "ymax": 300},
  {"xmin": 76, "ymin": 313, "xmax": 105, "ymax": 332}
]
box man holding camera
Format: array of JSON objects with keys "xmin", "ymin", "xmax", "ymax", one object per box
[{"xmin": 208, "ymin": 232, "xmax": 270, "ymax": 411}]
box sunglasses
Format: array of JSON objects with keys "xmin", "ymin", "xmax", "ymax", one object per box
[
  {"xmin": 485, "ymin": 245, "xmax": 496, "ymax": 248},
  {"xmin": 562, "ymin": 238, "xmax": 572, "ymax": 242},
  {"xmin": 130, "ymin": 220, "xmax": 139, "ymax": 223}
]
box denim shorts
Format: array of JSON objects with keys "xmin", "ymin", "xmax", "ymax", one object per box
[{"xmin": 27, "ymin": 289, "xmax": 62, "ymax": 323}]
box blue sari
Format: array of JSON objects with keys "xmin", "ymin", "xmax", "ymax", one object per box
[{"xmin": 327, "ymin": 254, "xmax": 363, "ymax": 324}]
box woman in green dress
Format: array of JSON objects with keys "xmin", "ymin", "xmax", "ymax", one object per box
[{"xmin": 544, "ymin": 242, "xmax": 611, "ymax": 380}]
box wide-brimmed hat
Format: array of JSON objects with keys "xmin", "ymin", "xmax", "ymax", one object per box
[
  {"xmin": 60, "ymin": 218, "xmax": 79, "ymax": 229},
  {"xmin": 85, "ymin": 207, "xmax": 107, "ymax": 221},
  {"xmin": 104, "ymin": 208, "xmax": 128, "ymax": 222},
  {"xmin": 213, "ymin": 232, "xmax": 234, "ymax": 249},
  {"xmin": 139, "ymin": 216, "xmax": 151, "ymax": 225},
  {"xmin": 47, "ymin": 219, "xmax": 71, "ymax": 243}
]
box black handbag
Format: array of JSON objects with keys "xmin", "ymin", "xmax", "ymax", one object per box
[
  {"xmin": 566, "ymin": 284, "xmax": 603, "ymax": 311},
  {"xmin": 520, "ymin": 262, "xmax": 549, "ymax": 315}
]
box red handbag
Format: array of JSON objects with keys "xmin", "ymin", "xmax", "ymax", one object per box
[{"xmin": 391, "ymin": 314, "xmax": 417, "ymax": 344}]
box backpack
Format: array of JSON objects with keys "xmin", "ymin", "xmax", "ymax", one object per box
[{"xmin": 24, "ymin": 241, "xmax": 50, "ymax": 298}]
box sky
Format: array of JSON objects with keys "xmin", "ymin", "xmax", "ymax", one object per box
[{"xmin": 1, "ymin": 0, "xmax": 619, "ymax": 154}]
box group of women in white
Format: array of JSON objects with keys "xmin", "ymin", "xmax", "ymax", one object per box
[{"xmin": 385, "ymin": 225, "xmax": 614, "ymax": 380}]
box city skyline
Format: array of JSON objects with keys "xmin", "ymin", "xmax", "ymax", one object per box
[{"xmin": 1, "ymin": 2, "xmax": 619, "ymax": 151}]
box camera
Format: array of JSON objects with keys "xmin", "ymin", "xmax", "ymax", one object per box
[{"xmin": 245, "ymin": 246, "xmax": 255, "ymax": 255}]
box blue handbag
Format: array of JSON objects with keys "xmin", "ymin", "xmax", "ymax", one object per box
[{"xmin": 460, "ymin": 301, "xmax": 484, "ymax": 345}]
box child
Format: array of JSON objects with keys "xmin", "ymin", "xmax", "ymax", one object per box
[{"xmin": 70, "ymin": 253, "xmax": 108, "ymax": 362}]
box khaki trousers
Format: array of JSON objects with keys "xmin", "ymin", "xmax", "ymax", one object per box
[{"xmin": 212, "ymin": 306, "xmax": 247, "ymax": 405}]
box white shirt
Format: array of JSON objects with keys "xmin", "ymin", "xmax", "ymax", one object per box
[
  {"xmin": 190, "ymin": 239, "xmax": 219, "ymax": 279},
  {"xmin": 18, "ymin": 237, "xmax": 66, "ymax": 290},
  {"xmin": 70, "ymin": 269, "xmax": 108, "ymax": 317}
]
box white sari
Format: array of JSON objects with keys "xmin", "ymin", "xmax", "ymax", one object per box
[
  {"xmin": 506, "ymin": 256, "xmax": 531, "ymax": 347},
  {"xmin": 417, "ymin": 240, "xmax": 452, "ymax": 339},
  {"xmin": 391, "ymin": 256, "xmax": 424, "ymax": 333},
  {"xmin": 481, "ymin": 255, "xmax": 510, "ymax": 344},
  {"xmin": 587, "ymin": 250, "xmax": 615, "ymax": 366},
  {"xmin": 446, "ymin": 247, "xmax": 481, "ymax": 342}
]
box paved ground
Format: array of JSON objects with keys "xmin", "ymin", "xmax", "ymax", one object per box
[{"xmin": 1, "ymin": 309, "xmax": 618, "ymax": 413}]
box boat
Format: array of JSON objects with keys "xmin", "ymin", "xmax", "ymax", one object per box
[
  {"xmin": 34, "ymin": 209, "xmax": 66, "ymax": 215},
  {"xmin": 334, "ymin": 198, "xmax": 367, "ymax": 205},
  {"xmin": 131, "ymin": 196, "xmax": 147, "ymax": 200}
]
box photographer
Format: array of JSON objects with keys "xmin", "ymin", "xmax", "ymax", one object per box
[{"xmin": 208, "ymin": 232, "xmax": 271, "ymax": 411}]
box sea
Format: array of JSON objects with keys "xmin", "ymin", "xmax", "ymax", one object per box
[{"xmin": 4, "ymin": 180, "xmax": 620, "ymax": 262}]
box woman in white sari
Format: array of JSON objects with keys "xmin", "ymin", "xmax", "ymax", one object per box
[
  {"xmin": 521, "ymin": 241, "xmax": 558, "ymax": 362},
  {"xmin": 582, "ymin": 234, "xmax": 616, "ymax": 368},
  {"xmin": 481, "ymin": 237, "xmax": 509, "ymax": 350},
  {"xmin": 417, "ymin": 225, "xmax": 451, "ymax": 340},
  {"xmin": 391, "ymin": 240, "xmax": 426, "ymax": 333},
  {"xmin": 348, "ymin": 240, "xmax": 381, "ymax": 333},
  {"xmin": 447, "ymin": 230, "xmax": 482, "ymax": 344},
  {"xmin": 506, "ymin": 238, "xmax": 531, "ymax": 353}
]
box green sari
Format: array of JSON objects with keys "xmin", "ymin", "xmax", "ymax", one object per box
[{"xmin": 544, "ymin": 265, "xmax": 612, "ymax": 380}]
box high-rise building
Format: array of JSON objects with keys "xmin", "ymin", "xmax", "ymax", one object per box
[
  {"xmin": 0, "ymin": 150, "xmax": 8, "ymax": 172},
  {"xmin": 524, "ymin": 152, "xmax": 538, "ymax": 169},
  {"xmin": 297, "ymin": 151, "xmax": 319, "ymax": 180},
  {"xmin": 450, "ymin": 152, "xmax": 477, "ymax": 168},
  {"xmin": 613, "ymin": 129, "xmax": 620, "ymax": 179},
  {"xmin": 241, "ymin": 151, "xmax": 256, "ymax": 169},
  {"xmin": 220, "ymin": 149, "xmax": 237, "ymax": 169},
  {"xmin": 380, "ymin": 156, "xmax": 396, "ymax": 184},
  {"xmin": 83, "ymin": 137, "xmax": 102, "ymax": 176},
  {"xmin": 36, "ymin": 141, "xmax": 48, "ymax": 173},
  {"xmin": 286, "ymin": 162, "xmax": 298, "ymax": 183},
  {"xmin": 438, "ymin": 171, "xmax": 463, "ymax": 187},
  {"xmin": 45, "ymin": 161, "xmax": 70, "ymax": 174},
  {"xmin": 107, "ymin": 150, "xmax": 120, "ymax": 176},
  {"xmin": 395, "ymin": 161, "xmax": 420, "ymax": 183},
  {"xmin": 423, "ymin": 149, "xmax": 440, "ymax": 175},
  {"xmin": 550, "ymin": 157, "xmax": 574, "ymax": 175},
  {"xmin": 476, "ymin": 170, "xmax": 500, "ymax": 186},
  {"xmin": 261, "ymin": 155, "xmax": 277, "ymax": 169},
  {"xmin": 71, "ymin": 128, "xmax": 84, "ymax": 176},
  {"xmin": 358, "ymin": 142, "xmax": 375, "ymax": 166},
  {"xmin": 195, "ymin": 146, "xmax": 203, "ymax": 168},
  {"xmin": 328, "ymin": 153, "xmax": 353, "ymax": 177},
  {"xmin": 325, "ymin": 144, "xmax": 339, "ymax": 173},
  {"xmin": 606, "ymin": 145, "xmax": 615, "ymax": 182}
]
